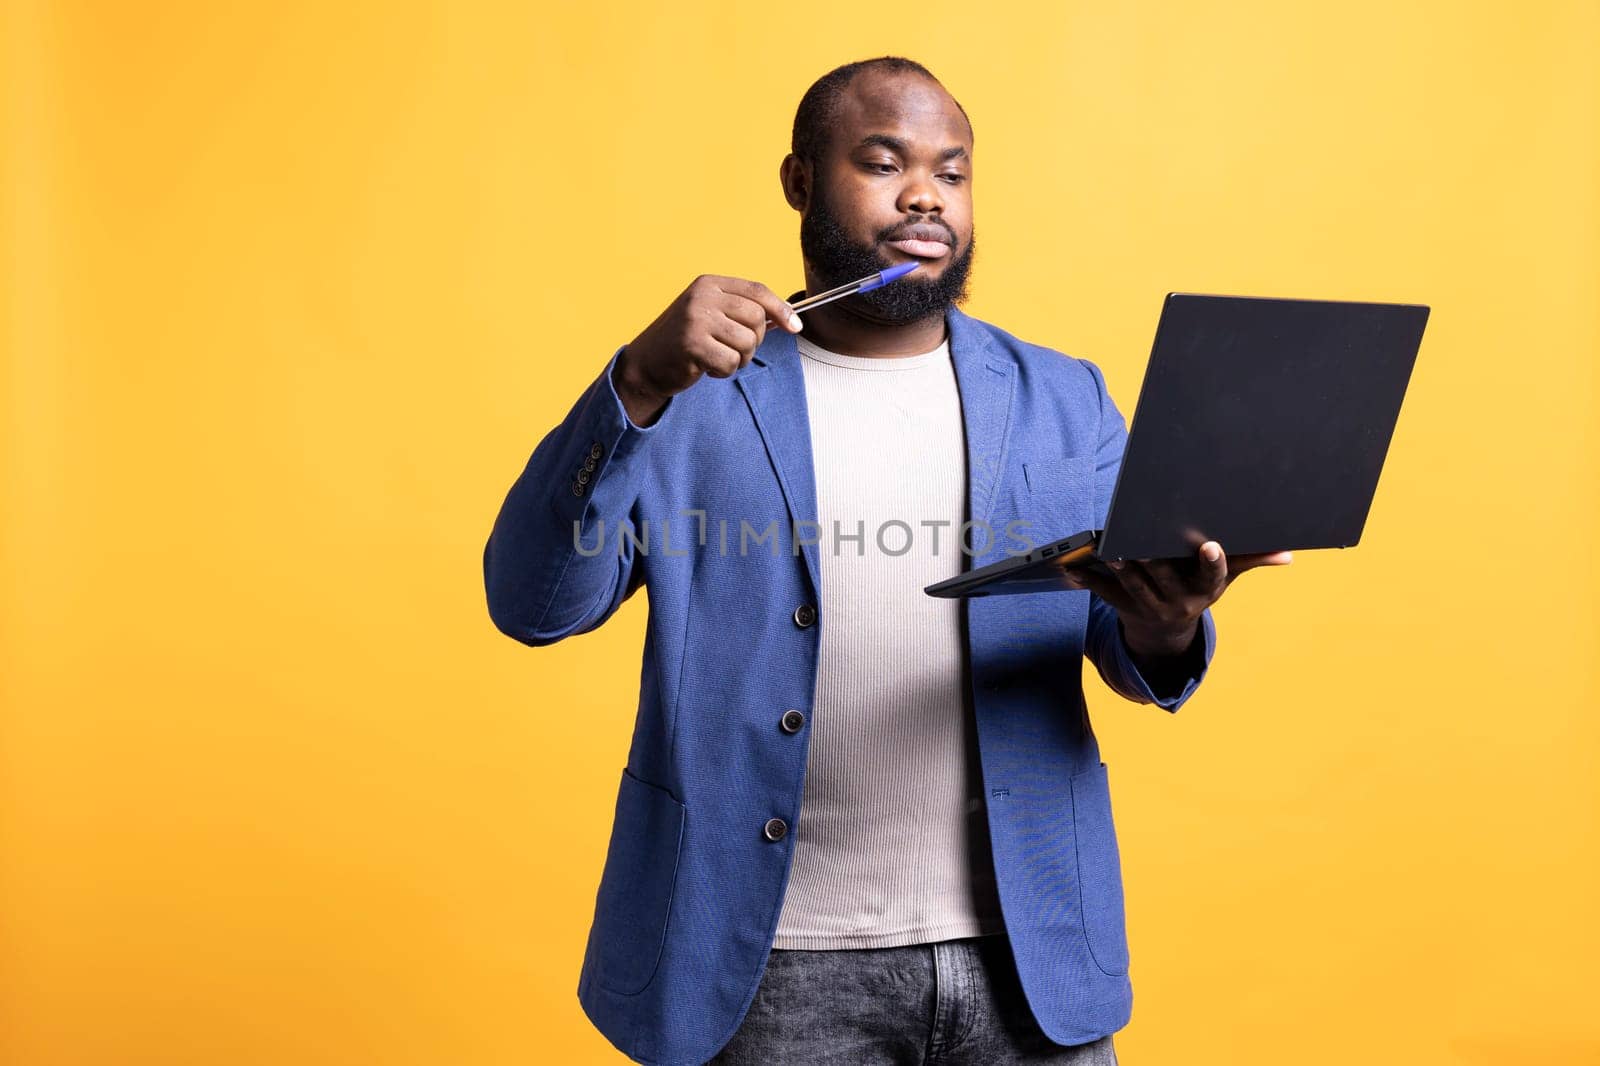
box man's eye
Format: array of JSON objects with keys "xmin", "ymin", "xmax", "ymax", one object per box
[
  {"xmin": 865, "ymin": 162, "xmax": 896, "ymax": 173},
  {"xmin": 939, "ymin": 173, "xmax": 966, "ymax": 184}
]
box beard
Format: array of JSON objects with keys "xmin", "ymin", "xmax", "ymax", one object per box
[{"xmin": 799, "ymin": 186, "xmax": 976, "ymax": 325}]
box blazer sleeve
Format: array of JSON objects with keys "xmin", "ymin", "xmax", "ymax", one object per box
[
  {"xmin": 482, "ymin": 346, "xmax": 672, "ymax": 646},
  {"xmin": 1076, "ymin": 358, "xmax": 1217, "ymax": 712}
]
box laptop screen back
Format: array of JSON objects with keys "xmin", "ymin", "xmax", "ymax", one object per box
[{"xmin": 1098, "ymin": 293, "xmax": 1429, "ymax": 561}]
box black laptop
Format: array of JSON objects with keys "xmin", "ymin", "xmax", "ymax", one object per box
[{"xmin": 924, "ymin": 292, "xmax": 1430, "ymax": 598}]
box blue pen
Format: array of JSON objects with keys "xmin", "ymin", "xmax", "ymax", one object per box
[{"xmin": 765, "ymin": 261, "xmax": 920, "ymax": 327}]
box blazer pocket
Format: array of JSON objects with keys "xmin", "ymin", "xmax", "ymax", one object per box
[
  {"xmin": 1071, "ymin": 761, "xmax": 1131, "ymax": 977},
  {"xmin": 588, "ymin": 766, "xmax": 686, "ymax": 995}
]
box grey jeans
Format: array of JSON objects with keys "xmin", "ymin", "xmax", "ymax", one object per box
[{"xmin": 706, "ymin": 934, "xmax": 1120, "ymax": 1065}]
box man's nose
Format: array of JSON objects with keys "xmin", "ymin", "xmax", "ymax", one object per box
[{"xmin": 898, "ymin": 173, "xmax": 944, "ymax": 216}]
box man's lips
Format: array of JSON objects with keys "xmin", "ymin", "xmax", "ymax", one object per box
[
  {"xmin": 883, "ymin": 223, "xmax": 953, "ymax": 260},
  {"xmin": 885, "ymin": 238, "xmax": 950, "ymax": 259}
]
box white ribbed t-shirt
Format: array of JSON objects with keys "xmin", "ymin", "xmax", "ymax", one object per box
[{"xmin": 771, "ymin": 331, "xmax": 1007, "ymax": 950}]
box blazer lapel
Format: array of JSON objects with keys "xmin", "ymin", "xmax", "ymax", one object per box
[
  {"xmin": 947, "ymin": 305, "xmax": 1017, "ymax": 536},
  {"xmin": 736, "ymin": 329, "xmax": 822, "ymax": 600}
]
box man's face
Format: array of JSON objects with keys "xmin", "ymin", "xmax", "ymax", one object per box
[{"xmin": 797, "ymin": 71, "xmax": 975, "ymax": 325}]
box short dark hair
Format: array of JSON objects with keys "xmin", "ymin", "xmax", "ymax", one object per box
[{"xmin": 790, "ymin": 57, "xmax": 972, "ymax": 167}]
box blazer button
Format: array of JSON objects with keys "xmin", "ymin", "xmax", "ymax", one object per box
[
  {"xmin": 589, "ymin": 442, "xmax": 603, "ymax": 460},
  {"xmin": 792, "ymin": 604, "xmax": 816, "ymax": 628},
  {"xmin": 571, "ymin": 483, "xmax": 586, "ymax": 497},
  {"xmin": 780, "ymin": 709, "xmax": 805, "ymax": 734},
  {"xmin": 762, "ymin": 817, "xmax": 788, "ymax": 842}
]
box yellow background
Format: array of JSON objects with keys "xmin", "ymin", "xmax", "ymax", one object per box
[{"xmin": 4, "ymin": 1, "xmax": 1597, "ymax": 1063}]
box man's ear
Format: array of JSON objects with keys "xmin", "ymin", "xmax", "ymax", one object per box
[{"xmin": 779, "ymin": 154, "xmax": 809, "ymax": 212}]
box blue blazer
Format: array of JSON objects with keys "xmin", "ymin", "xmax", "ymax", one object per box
[{"xmin": 484, "ymin": 303, "xmax": 1216, "ymax": 1065}]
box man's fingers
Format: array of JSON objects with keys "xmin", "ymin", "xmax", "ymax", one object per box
[
  {"xmin": 1105, "ymin": 559, "xmax": 1162, "ymax": 609},
  {"xmin": 1229, "ymin": 550, "xmax": 1294, "ymax": 570},
  {"xmin": 719, "ymin": 277, "xmax": 802, "ymax": 334},
  {"xmin": 1061, "ymin": 565, "xmax": 1136, "ymax": 615},
  {"xmin": 718, "ymin": 293, "xmax": 769, "ymax": 358},
  {"xmin": 707, "ymin": 312, "xmax": 760, "ymax": 366},
  {"xmin": 1223, "ymin": 550, "xmax": 1294, "ymax": 584},
  {"xmin": 719, "ymin": 289, "xmax": 768, "ymax": 328},
  {"xmin": 1126, "ymin": 558, "xmax": 1187, "ymax": 603},
  {"xmin": 1197, "ymin": 541, "xmax": 1229, "ymax": 589},
  {"xmin": 694, "ymin": 335, "xmax": 745, "ymax": 379}
]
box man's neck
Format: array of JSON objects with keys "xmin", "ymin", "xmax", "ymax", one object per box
[{"xmin": 796, "ymin": 301, "xmax": 949, "ymax": 358}]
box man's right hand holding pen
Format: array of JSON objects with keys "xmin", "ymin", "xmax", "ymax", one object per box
[
  {"xmin": 611, "ymin": 275, "xmax": 804, "ymax": 428},
  {"xmin": 610, "ymin": 263, "xmax": 919, "ymax": 427}
]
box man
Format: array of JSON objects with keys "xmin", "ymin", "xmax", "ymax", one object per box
[{"xmin": 484, "ymin": 57, "xmax": 1289, "ymax": 1065}]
